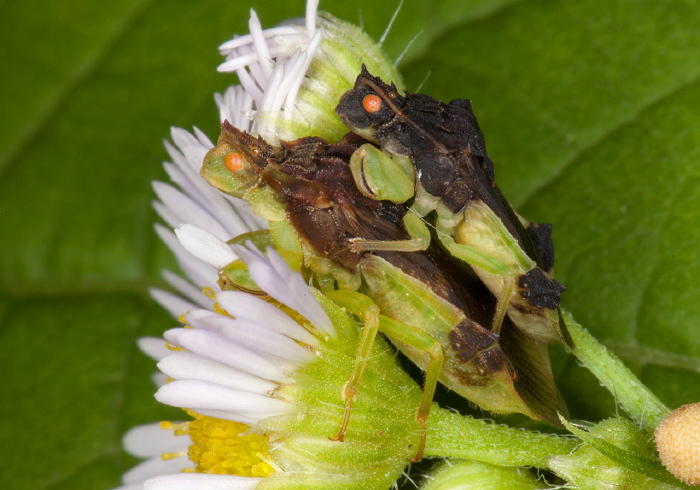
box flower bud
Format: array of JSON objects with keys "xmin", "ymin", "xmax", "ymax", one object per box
[{"xmin": 654, "ymin": 402, "xmax": 700, "ymax": 486}]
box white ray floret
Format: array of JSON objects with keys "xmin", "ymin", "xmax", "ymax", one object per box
[
  {"xmin": 183, "ymin": 310, "xmax": 314, "ymax": 363},
  {"xmin": 141, "ymin": 473, "xmax": 261, "ymax": 490},
  {"xmin": 214, "ymin": 290, "xmax": 319, "ymax": 346},
  {"xmin": 175, "ymin": 224, "xmax": 238, "ymax": 270},
  {"xmin": 123, "ymin": 423, "xmax": 190, "ymax": 459},
  {"xmin": 233, "ymin": 244, "xmax": 334, "ymax": 337},
  {"xmin": 137, "ymin": 337, "xmax": 171, "ymax": 362},
  {"xmin": 162, "ymin": 327, "xmax": 288, "ymax": 383},
  {"xmin": 157, "ymin": 351, "xmax": 277, "ymax": 395},
  {"xmin": 214, "ymin": 2, "xmax": 325, "ymax": 140},
  {"xmin": 156, "ymin": 380, "xmax": 290, "ymax": 426}
]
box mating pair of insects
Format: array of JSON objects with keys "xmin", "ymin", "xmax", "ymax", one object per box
[{"xmin": 202, "ymin": 66, "xmax": 570, "ymax": 461}]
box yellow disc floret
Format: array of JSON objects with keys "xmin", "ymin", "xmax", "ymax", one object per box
[
  {"xmin": 186, "ymin": 410, "xmax": 275, "ymax": 477},
  {"xmin": 162, "ymin": 410, "xmax": 275, "ymax": 477}
]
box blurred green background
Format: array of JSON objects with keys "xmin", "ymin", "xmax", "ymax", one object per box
[{"xmin": 2, "ymin": 0, "xmax": 699, "ymax": 488}]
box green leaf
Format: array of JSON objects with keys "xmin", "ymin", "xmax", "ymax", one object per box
[{"xmin": 1, "ymin": 0, "xmax": 698, "ymax": 488}]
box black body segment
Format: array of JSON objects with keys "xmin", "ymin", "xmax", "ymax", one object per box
[{"xmin": 336, "ymin": 66, "xmax": 569, "ymax": 346}]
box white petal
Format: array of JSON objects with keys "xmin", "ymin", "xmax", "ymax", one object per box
[
  {"xmin": 151, "ymin": 372, "xmax": 168, "ymax": 387},
  {"xmin": 216, "ymin": 290, "xmax": 318, "ymax": 346},
  {"xmin": 170, "ymin": 127, "xmax": 211, "ymax": 160},
  {"xmin": 179, "ymin": 143, "xmax": 209, "ymax": 173},
  {"xmin": 155, "ymin": 380, "xmax": 291, "ymax": 421},
  {"xmin": 144, "ymin": 473, "xmax": 261, "ymax": 490},
  {"xmin": 187, "ymin": 408, "xmax": 261, "ymax": 426},
  {"xmin": 185, "ymin": 310, "xmax": 314, "ymax": 363},
  {"xmin": 122, "ymin": 455, "xmax": 193, "ymax": 485},
  {"xmin": 160, "ymin": 270, "xmax": 211, "ymax": 308},
  {"xmin": 248, "ymin": 9, "xmax": 274, "ymax": 78},
  {"xmin": 150, "ymin": 287, "xmax": 201, "ymax": 319},
  {"xmin": 154, "ymin": 225, "xmax": 218, "ymax": 289},
  {"xmin": 258, "ymin": 64, "xmax": 288, "ymax": 114},
  {"xmin": 110, "ymin": 484, "xmax": 143, "ymax": 490},
  {"xmin": 163, "ymin": 135, "xmax": 197, "ymax": 173},
  {"xmin": 161, "ymin": 162, "xmax": 212, "ymax": 217},
  {"xmin": 152, "ymin": 200, "xmax": 179, "ymax": 231},
  {"xmin": 153, "ymin": 183, "xmax": 229, "ymax": 240},
  {"xmin": 218, "ymin": 51, "xmax": 268, "ymax": 73},
  {"xmin": 216, "ymin": 86, "xmax": 255, "ymax": 130},
  {"xmin": 234, "ymin": 245, "xmax": 334, "ymax": 337},
  {"xmin": 158, "ymin": 351, "xmax": 277, "ymax": 395},
  {"xmin": 218, "ymin": 26, "xmax": 299, "ymax": 51},
  {"xmin": 169, "ymin": 129, "xmax": 213, "ymax": 174},
  {"xmin": 122, "ymin": 423, "xmax": 189, "ymax": 458},
  {"xmin": 137, "ymin": 337, "xmax": 170, "ymax": 362},
  {"xmin": 282, "ymin": 30, "xmax": 322, "ymax": 112},
  {"xmin": 163, "ymin": 328, "xmax": 286, "ymax": 382},
  {"xmin": 234, "ymin": 68, "xmax": 265, "ymax": 106},
  {"xmin": 190, "ymin": 127, "xmax": 212, "ymax": 149},
  {"xmin": 306, "ymin": 0, "xmax": 319, "ymax": 38},
  {"xmin": 175, "ymin": 224, "xmax": 238, "ymax": 269}
]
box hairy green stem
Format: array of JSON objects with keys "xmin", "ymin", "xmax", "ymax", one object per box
[
  {"xmin": 563, "ymin": 311, "xmax": 670, "ymax": 432},
  {"xmin": 425, "ymin": 407, "xmax": 577, "ymax": 467}
]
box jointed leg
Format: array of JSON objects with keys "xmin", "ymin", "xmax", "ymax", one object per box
[
  {"xmin": 491, "ymin": 278, "xmax": 514, "ymax": 335},
  {"xmin": 350, "ymin": 213, "xmax": 432, "ymax": 253},
  {"xmin": 350, "ymin": 237, "xmax": 427, "ymax": 252},
  {"xmin": 325, "ymin": 291, "xmax": 381, "ymax": 442},
  {"xmin": 378, "ymin": 315, "xmax": 445, "ymax": 462}
]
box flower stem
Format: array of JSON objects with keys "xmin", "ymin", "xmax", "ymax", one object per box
[
  {"xmin": 563, "ymin": 310, "xmax": 670, "ymax": 432},
  {"xmin": 425, "ymin": 407, "xmax": 577, "ymax": 467}
]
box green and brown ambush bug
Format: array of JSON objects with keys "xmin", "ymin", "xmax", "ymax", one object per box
[
  {"xmin": 335, "ymin": 66, "xmax": 570, "ymax": 347},
  {"xmin": 201, "ymin": 122, "xmax": 566, "ymax": 461}
]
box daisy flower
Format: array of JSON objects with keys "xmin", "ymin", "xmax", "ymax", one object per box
[
  {"xmin": 118, "ymin": 242, "xmax": 423, "ymax": 490},
  {"xmin": 116, "ymin": 2, "xmax": 423, "ymax": 489}
]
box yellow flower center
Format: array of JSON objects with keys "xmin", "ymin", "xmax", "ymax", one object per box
[{"xmin": 161, "ymin": 410, "xmax": 275, "ymax": 478}]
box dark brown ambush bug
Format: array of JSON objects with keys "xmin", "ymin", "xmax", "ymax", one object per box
[
  {"xmin": 335, "ymin": 65, "xmax": 570, "ymax": 348},
  {"xmin": 201, "ymin": 122, "xmax": 566, "ymax": 461}
]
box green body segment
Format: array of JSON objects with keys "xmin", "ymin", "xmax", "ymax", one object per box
[
  {"xmin": 440, "ymin": 201, "xmax": 564, "ymax": 343},
  {"xmin": 349, "ymin": 144, "xmax": 415, "ymax": 203},
  {"xmin": 360, "ymin": 255, "xmax": 542, "ymax": 417}
]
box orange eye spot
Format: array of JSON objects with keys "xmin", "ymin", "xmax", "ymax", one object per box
[
  {"xmin": 362, "ymin": 94, "xmax": 383, "ymax": 113},
  {"xmin": 225, "ymin": 152, "xmax": 244, "ymax": 172}
]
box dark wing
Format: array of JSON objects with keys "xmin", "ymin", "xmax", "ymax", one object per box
[{"xmin": 399, "ymin": 92, "xmax": 553, "ymax": 271}]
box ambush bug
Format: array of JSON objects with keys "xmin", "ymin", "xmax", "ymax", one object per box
[
  {"xmin": 201, "ymin": 123, "xmax": 565, "ymax": 461},
  {"xmin": 335, "ymin": 66, "xmax": 570, "ymax": 347}
]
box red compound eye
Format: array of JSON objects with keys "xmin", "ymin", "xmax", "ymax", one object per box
[
  {"xmin": 225, "ymin": 152, "xmax": 243, "ymax": 172},
  {"xmin": 362, "ymin": 94, "xmax": 383, "ymax": 113}
]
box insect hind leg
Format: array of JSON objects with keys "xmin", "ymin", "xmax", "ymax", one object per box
[
  {"xmin": 377, "ymin": 315, "xmax": 445, "ymax": 462},
  {"xmin": 324, "ymin": 291, "xmax": 381, "ymax": 442}
]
